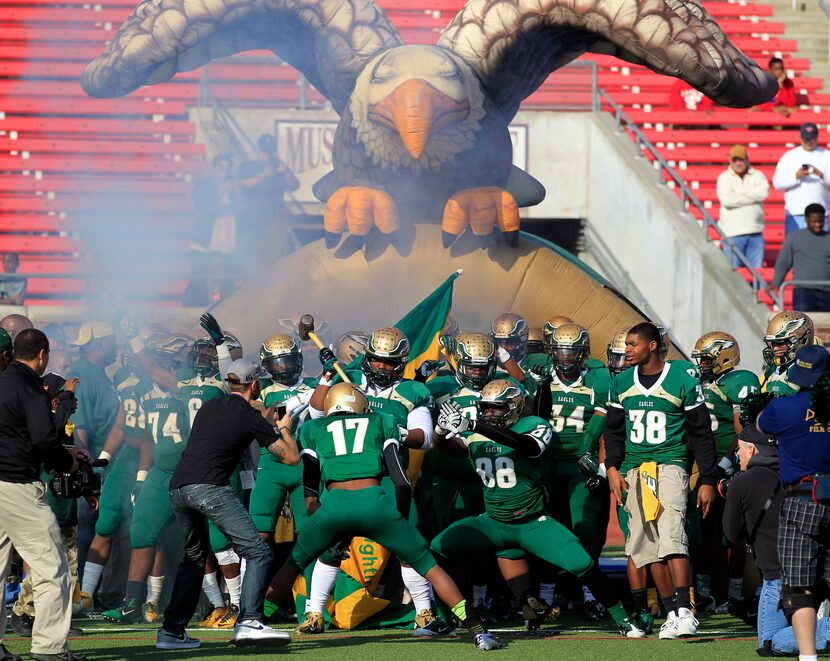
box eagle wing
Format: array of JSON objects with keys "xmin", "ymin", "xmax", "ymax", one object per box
[
  {"xmin": 438, "ymin": 0, "xmax": 777, "ymax": 121},
  {"xmin": 81, "ymin": 0, "xmax": 403, "ymax": 114}
]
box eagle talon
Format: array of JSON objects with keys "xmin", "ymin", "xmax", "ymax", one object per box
[
  {"xmin": 323, "ymin": 186, "xmax": 399, "ymax": 239},
  {"xmin": 441, "ymin": 187, "xmax": 520, "ymax": 242}
]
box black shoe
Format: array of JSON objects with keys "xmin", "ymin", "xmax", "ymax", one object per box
[
  {"xmin": 10, "ymin": 612, "xmax": 33, "ymax": 637},
  {"xmin": 29, "ymin": 650, "xmax": 87, "ymax": 661},
  {"xmin": 68, "ymin": 625, "xmax": 83, "ymax": 637},
  {"xmin": 0, "ymin": 643, "xmax": 21, "ymax": 661}
]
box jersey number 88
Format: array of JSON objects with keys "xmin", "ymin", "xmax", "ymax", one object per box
[{"xmin": 475, "ymin": 457, "xmax": 517, "ymax": 488}]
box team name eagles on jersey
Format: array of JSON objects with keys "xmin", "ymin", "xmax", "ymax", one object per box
[{"xmin": 608, "ymin": 362, "xmax": 705, "ymax": 472}]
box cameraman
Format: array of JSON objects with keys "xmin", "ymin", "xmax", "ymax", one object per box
[
  {"xmin": 0, "ymin": 329, "xmax": 89, "ymax": 661},
  {"xmin": 758, "ymin": 345, "xmax": 830, "ymax": 661}
]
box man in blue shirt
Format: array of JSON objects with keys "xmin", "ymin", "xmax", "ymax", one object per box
[{"xmin": 758, "ymin": 344, "xmax": 830, "ymax": 661}]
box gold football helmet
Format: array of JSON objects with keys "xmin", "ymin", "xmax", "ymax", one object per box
[
  {"xmin": 477, "ymin": 379, "xmax": 525, "ymax": 427},
  {"xmin": 324, "ymin": 382, "xmax": 371, "ymax": 416},
  {"xmin": 543, "ymin": 315, "xmax": 576, "ymax": 353},
  {"xmin": 491, "ymin": 313, "xmax": 530, "ymax": 363},
  {"xmin": 260, "ymin": 333, "xmax": 303, "ymax": 385},
  {"xmin": 527, "ymin": 327, "xmax": 545, "ymax": 355},
  {"xmin": 763, "ymin": 311, "xmax": 815, "ymax": 367},
  {"xmin": 653, "ymin": 324, "xmax": 671, "ymax": 360},
  {"xmin": 188, "ymin": 332, "xmax": 242, "ymax": 376},
  {"xmin": 691, "ymin": 331, "xmax": 740, "ymax": 381},
  {"xmin": 454, "ymin": 332, "xmax": 497, "ymax": 390},
  {"xmin": 607, "ymin": 326, "xmax": 632, "ymax": 377},
  {"xmin": 334, "ymin": 331, "xmax": 370, "ymax": 364},
  {"xmin": 362, "ymin": 327, "xmax": 410, "ymax": 388},
  {"xmin": 550, "ymin": 324, "xmax": 590, "ymax": 377},
  {"xmin": 151, "ymin": 334, "xmax": 194, "ymax": 370}
]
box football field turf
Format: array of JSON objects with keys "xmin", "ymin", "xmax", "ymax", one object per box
[{"xmin": 2, "ymin": 614, "xmax": 765, "ymax": 660}]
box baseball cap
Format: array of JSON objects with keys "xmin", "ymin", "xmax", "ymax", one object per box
[
  {"xmin": 71, "ymin": 321, "xmax": 114, "ymax": 347},
  {"xmin": 737, "ymin": 423, "xmax": 777, "ymax": 454},
  {"xmin": 801, "ymin": 122, "xmax": 819, "ymax": 141},
  {"xmin": 0, "ymin": 328, "xmax": 10, "ymax": 352},
  {"xmin": 43, "ymin": 373, "xmax": 66, "ymax": 400},
  {"xmin": 729, "ymin": 144, "xmax": 748, "ymax": 160},
  {"xmin": 226, "ymin": 358, "xmax": 269, "ymax": 385},
  {"xmin": 788, "ymin": 344, "xmax": 830, "ymax": 387}
]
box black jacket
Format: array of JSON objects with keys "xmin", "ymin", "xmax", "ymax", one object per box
[
  {"xmin": 0, "ymin": 362, "xmax": 73, "ymax": 482},
  {"xmin": 723, "ymin": 453, "xmax": 783, "ymax": 580}
]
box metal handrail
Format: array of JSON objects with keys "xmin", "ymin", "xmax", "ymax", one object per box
[
  {"xmin": 772, "ymin": 280, "xmax": 830, "ymax": 310},
  {"xmin": 598, "ymin": 88, "xmax": 769, "ymax": 301}
]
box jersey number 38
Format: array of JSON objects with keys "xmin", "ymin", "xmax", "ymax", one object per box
[{"xmin": 628, "ymin": 410, "xmax": 667, "ymax": 445}]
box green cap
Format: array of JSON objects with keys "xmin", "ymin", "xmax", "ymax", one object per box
[{"xmin": 0, "ymin": 328, "xmax": 10, "ymax": 352}]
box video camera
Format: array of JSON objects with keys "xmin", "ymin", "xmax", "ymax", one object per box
[{"xmin": 49, "ymin": 458, "xmax": 108, "ymax": 500}]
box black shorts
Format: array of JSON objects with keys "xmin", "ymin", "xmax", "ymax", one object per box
[{"xmin": 778, "ymin": 496, "xmax": 830, "ymax": 588}]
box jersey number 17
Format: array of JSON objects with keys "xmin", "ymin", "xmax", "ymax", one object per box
[{"xmin": 326, "ymin": 418, "xmax": 370, "ymax": 456}]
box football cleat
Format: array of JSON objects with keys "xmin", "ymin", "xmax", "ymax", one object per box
[
  {"xmin": 521, "ymin": 595, "xmax": 550, "ymax": 631},
  {"xmin": 199, "ymin": 606, "xmax": 229, "ymax": 628},
  {"xmin": 102, "ymin": 596, "xmax": 141, "ymax": 624},
  {"xmin": 231, "ymin": 619, "xmax": 291, "ymax": 647},
  {"xmin": 73, "ymin": 591, "xmax": 94, "ymax": 617},
  {"xmin": 632, "ymin": 609, "xmax": 654, "ymax": 635},
  {"xmin": 472, "ymin": 603, "xmax": 498, "ymax": 626},
  {"xmin": 658, "ymin": 612, "xmax": 679, "ymax": 640},
  {"xmin": 675, "ymin": 608, "xmax": 698, "ymax": 638},
  {"xmin": 696, "ymin": 595, "xmax": 718, "ymax": 613},
  {"xmin": 473, "ymin": 631, "xmax": 504, "ymax": 651},
  {"xmin": 414, "ymin": 608, "xmax": 436, "ymax": 629},
  {"xmin": 215, "ymin": 604, "xmax": 239, "ymax": 629},
  {"xmin": 618, "ymin": 616, "xmax": 646, "ymax": 639},
  {"xmin": 583, "ymin": 599, "xmax": 605, "ymax": 621},
  {"xmin": 413, "ymin": 616, "xmax": 456, "ymax": 637},
  {"xmin": 296, "ymin": 611, "xmax": 325, "ymax": 634},
  {"xmin": 142, "ymin": 601, "xmax": 159, "ymax": 623}
]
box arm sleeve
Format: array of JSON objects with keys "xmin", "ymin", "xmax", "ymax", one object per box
[
  {"xmin": 382, "ymin": 441, "xmax": 412, "ymax": 518},
  {"xmin": 685, "ymin": 404, "xmax": 718, "ymax": 485},
  {"xmin": 216, "ymin": 343, "xmax": 232, "ymax": 385},
  {"xmin": 580, "ymin": 412, "xmax": 605, "ymax": 455},
  {"xmin": 533, "ymin": 376, "xmax": 552, "ymax": 419},
  {"xmin": 772, "ymin": 236, "xmax": 794, "ymax": 288},
  {"xmin": 25, "ymin": 394, "xmax": 73, "ymax": 472},
  {"xmin": 53, "ymin": 391, "xmax": 76, "ymax": 433},
  {"xmin": 301, "ymin": 453, "xmax": 321, "ymax": 498},
  {"xmin": 757, "ymin": 401, "xmax": 782, "ymax": 436},
  {"xmin": 773, "ymin": 151, "xmax": 799, "ymax": 191},
  {"xmin": 722, "ymin": 481, "xmax": 746, "ymax": 545},
  {"xmin": 602, "ymin": 406, "xmax": 626, "ymax": 469},
  {"xmin": 406, "ymin": 406, "xmax": 433, "ymax": 449},
  {"xmin": 472, "ymin": 422, "xmax": 545, "ymax": 458}
]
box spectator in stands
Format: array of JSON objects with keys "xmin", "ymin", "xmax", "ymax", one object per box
[
  {"xmin": 0, "ymin": 314, "xmax": 34, "ymax": 342},
  {"xmin": 237, "ymin": 135, "xmax": 299, "ymax": 268},
  {"xmin": 773, "ymin": 122, "xmax": 830, "ymax": 234},
  {"xmin": 716, "ymin": 144, "xmax": 769, "ymax": 269},
  {"xmin": 766, "ymin": 203, "xmax": 830, "ymax": 311},
  {"xmin": 766, "ymin": 57, "xmax": 806, "ymax": 117},
  {"xmin": 669, "ymin": 79, "xmax": 713, "ymax": 113},
  {"xmin": 0, "ymin": 253, "xmax": 27, "ymax": 306}
]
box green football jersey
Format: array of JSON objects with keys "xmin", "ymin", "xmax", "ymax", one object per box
[
  {"xmin": 346, "ymin": 370, "xmax": 433, "ymax": 428},
  {"xmin": 113, "ymin": 366, "xmax": 153, "ymax": 444},
  {"xmin": 545, "ymin": 368, "xmax": 610, "ymax": 461},
  {"xmin": 608, "ymin": 362, "xmax": 705, "ymax": 472},
  {"xmin": 299, "ymin": 412, "xmax": 400, "ymax": 483},
  {"xmin": 176, "ymin": 369, "xmax": 226, "ymax": 428},
  {"xmin": 427, "ymin": 375, "xmax": 482, "ymax": 481},
  {"xmin": 702, "ymin": 369, "xmax": 760, "ymax": 456},
  {"xmin": 259, "ymin": 377, "xmax": 316, "ymax": 446},
  {"xmin": 521, "ymin": 353, "xmax": 550, "ymax": 371},
  {"xmin": 762, "ymin": 365, "xmax": 800, "ymax": 397},
  {"xmin": 465, "ymin": 415, "xmax": 552, "ymax": 522},
  {"xmin": 671, "ymin": 359, "xmax": 701, "ymax": 382},
  {"xmin": 140, "ymin": 384, "xmax": 189, "ymax": 472}
]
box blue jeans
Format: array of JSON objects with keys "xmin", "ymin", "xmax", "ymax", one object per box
[
  {"xmin": 758, "ymin": 578, "xmax": 829, "ymax": 654},
  {"xmin": 793, "ymin": 287, "xmax": 830, "ymax": 312},
  {"xmin": 724, "ymin": 232, "xmax": 765, "ymax": 269},
  {"xmin": 163, "ymin": 484, "xmax": 272, "ymax": 633},
  {"xmin": 785, "ymin": 211, "xmax": 805, "ymax": 235}
]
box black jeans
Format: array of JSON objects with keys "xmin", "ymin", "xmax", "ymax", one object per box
[
  {"xmin": 793, "ymin": 287, "xmax": 830, "ymax": 312},
  {"xmin": 162, "ymin": 484, "xmax": 272, "ymax": 634}
]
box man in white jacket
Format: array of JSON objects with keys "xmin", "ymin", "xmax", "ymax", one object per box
[
  {"xmin": 772, "ymin": 122, "xmax": 830, "ymax": 234},
  {"xmin": 717, "ymin": 144, "xmax": 770, "ymax": 269}
]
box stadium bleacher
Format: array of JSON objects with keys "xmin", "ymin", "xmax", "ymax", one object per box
[{"xmin": 0, "ymin": 0, "xmax": 825, "ymax": 306}]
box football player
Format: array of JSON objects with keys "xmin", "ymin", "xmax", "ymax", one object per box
[
  {"xmin": 265, "ymin": 383, "xmax": 503, "ymax": 650},
  {"xmin": 761, "ymin": 311, "xmax": 815, "ymax": 396},
  {"xmin": 431, "ymin": 379, "xmax": 645, "ymax": 638},
  {"xmin": 604, "ymin": 323, "xmax": 718, "ymax": 640},
  {"xmin": 533, "ymin": 324, "xmax": 611, "ymax": 619},
  {"xmin": 543, "ymin": 316, "xmax": 605, "ymax": 372},
  {"xmin": 300, "ymin": 328, "xmax": 437, "ymax": 633},
  {"xmin": 655, "ymin": 325, "xmax": 700, "ymax": 381},
  {"xmin": 607, "ymin": 327, "xmax": 632, "ymax": 378},
  {"xmin": 526, "ymin": 327, "xmax": 546, "ymax": 360},
  {"xmin": 691, "ymin": 332, "xmax": 759, "ymax": 612},
  {"xmin": 332, "ymin": 331, "xmax": 369, "ymax": 365}
]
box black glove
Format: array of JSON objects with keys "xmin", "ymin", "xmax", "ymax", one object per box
[
  {"xmin": 578, "ymin": 452, "xmax": 605, "ymax": 493},
  {"xmin": 319, "ymin": 347, "xmax": 336, "ymax": 374},
  {"xmin": 131, "ymin": 481, "xmax": 143, "ymax": 506},
  {"xmin": 199, "ymin": 312, "xmax": 224, "ymax": 345},
  {"xmin": 329, "ymin": 540, "xmax": 351, "ymax": 562},
  {"xmin": 415, "ymin": 360, "xmax": 444, "ymax": 383}
]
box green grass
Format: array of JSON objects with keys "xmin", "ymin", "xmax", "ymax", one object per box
[{"xmin": 4, "ymin": 613, "xmax": 768, "ymax": 660}]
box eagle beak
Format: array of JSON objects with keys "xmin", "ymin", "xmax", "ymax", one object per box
[{"xmin": 369, "ymin": 79, "xmax": 470, "ymax": 159}]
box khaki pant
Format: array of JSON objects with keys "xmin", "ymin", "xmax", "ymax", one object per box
[
  {"xmin": 0, "ymin": 481, "xmax": 71, "ymax": 654},
  {"xmin": 624, "ymin": 464, "xmax": 689, "ymax": 569},
  {"xmin": 14, "ymin": 526, "xmax": 77, "ymax": 619}
]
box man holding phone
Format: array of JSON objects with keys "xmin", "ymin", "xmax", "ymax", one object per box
[{"xmin": 773, "ymin": 123, "xmax": 830, "ymax": 234}]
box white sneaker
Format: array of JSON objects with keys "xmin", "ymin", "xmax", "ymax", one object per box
[
  {"xmin": 675, "ymin": 608, "xmax": 699, "ymax": 637},
  {"xmin": 658, "ymin": 611, "xmax": 679, "ymax": 640},
  {"xmin": 231, "ymin": 619, "xmax": 292, "ymax": 647}
]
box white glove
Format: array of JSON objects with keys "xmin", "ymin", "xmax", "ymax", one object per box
[
  {"xmin": 439, "ymin": 401, "xmax": 473, "ymax": 436},
  {"xmin": 397, "ymin": 425, "xmax": 410, "ymax": 442},
  {"xmin": 497, "ymin": 346, "xmax": 511, "ymax": 365}
]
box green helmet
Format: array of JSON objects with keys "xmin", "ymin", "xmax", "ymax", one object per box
[
  {"xmin": 477, "ymin": 378, "xmax": 525, "ymax": 427},
  {"xmin": 491, "ymin": 313, "xmax": 529, "ymax": 363},
  {"xmin": 550, "ymin": 323, "xmax": 590, "ymax": 378},
  {"xmin": 454, "ymin": 332, "xmax": 496, "ymax": 391},
  {"xmin": 362, "ymin": 327, "xmax": 410, "ymax": 388},
  {"xmin": 260, "ymin": 333, "xmax": 303, "ymax": 385}
]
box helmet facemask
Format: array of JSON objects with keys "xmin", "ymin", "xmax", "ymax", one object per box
[
  {"xmin": 188, "ymin": 340, "xmax": 218, "ymax": 376},
  {"xmin": 552, "ymin": 346, "xmax": 586, "ymax": 378},
  {"xmin": 263, "ymin": 353, "xmax": 303, "ymax": 385},
  {"xmin": 362, "ymin": 355, "xmax": 405, "ymax": 389},
  {"xmin": 763, "ymin": 338, "xmax": 798, "ymax": 368},
  {"xmin": 478, "ymin": 402, "xmax": 513, "ymax": 428},
  {"xmin": 457, "ymin": 361, "xmax": 496, "ymax": 391}
]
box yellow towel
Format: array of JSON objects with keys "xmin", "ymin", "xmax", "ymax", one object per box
[{"xmin": 639, "ymin": 462, "xmax": 660, "ymax": 521}]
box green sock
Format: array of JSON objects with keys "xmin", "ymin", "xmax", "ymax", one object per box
[
  {"xmin": 606, "ymin": 601, "xmax": 629, "ymax": 626},
  {"xmin": 263, "ymin": 599, "xmax": 279, "ymax": 618},
  {"xmin": 451, "ymin": 599, "xmax": 468, "ymax": 622}
]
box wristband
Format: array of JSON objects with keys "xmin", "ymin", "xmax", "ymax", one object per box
[
  {"xmin": 318, "ymin": 375, "xmax": 334, "ymax": 387},
  {"xmin": 129, "ymin": 337, "xmax": 145, "ymax": 354},
  {"xmin": 497, "ymin": 346, "xmax": 511, "ymax": 364},
  {"xmin": 598, "ymin": 462, "xmax": 607, "ymax": 478},
  {"xmin": 136, "ymin": 470, "xmax": 148, "ymax": 482},
  {"xmin": 98, "ymin": 450, "xmax": 112, "ymax": 463},
  {"xmin": 717, "ymin": 455, "xmax": 733, "ymax": 472}
]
